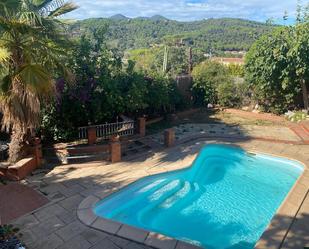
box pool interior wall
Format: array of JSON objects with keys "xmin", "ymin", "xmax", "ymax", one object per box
[{"xmin": 94, "ymin": 144, "xmax": 304, "ymax": 249}]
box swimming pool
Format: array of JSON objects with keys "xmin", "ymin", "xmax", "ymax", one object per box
[{"xmin": 93, "ymin": 144, "xmax": 304, "ymax": 249}]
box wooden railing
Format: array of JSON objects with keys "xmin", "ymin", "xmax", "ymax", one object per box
[{"xmin": 78, "ymin": 121, "xmax": 135, "ymax": 140}]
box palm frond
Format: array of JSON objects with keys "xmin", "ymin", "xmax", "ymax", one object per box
[
  {"xmin": 31, "ymin": 0, "xmax": 53, "ymax": 10},
  {"xmin": 48, "ymin": 2, "xmax": 78, "ymax": 17},
  {"xmin": 0, "ymin": 47, "xmax": 10, "ymax": 63},
  {"xmin": 0, "ymin": 74, "xmax": 12, "ymax": 93},
  {"xmin": 17, "ymin": 64, "xmax": 55, "ymax": 96},
  {"xmin": 0, "ymin": 0, "xmax": 21, "ymax": 16},
  {"xmin": 19, "ymin": 11, "xmax": 43, "ymax": 26}
]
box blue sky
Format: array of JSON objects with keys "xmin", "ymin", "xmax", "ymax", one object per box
[{"xmin": 64, "ymin": 0, "xmax": 301, "ymax": 23}]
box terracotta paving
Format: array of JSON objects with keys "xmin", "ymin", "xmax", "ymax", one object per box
[
  {"xmin": 224, "ymin": 109, "xmax": 286, "ymax": 123},
  {"xmin": 289, "ymin": 123, "xmax": 309, "ymax": 144},
  {"xmin": 6, "ymin": 136, "xmax": 309, "ymax": 249},
  {"xmin": 0, "ymin": 182, "xmax": 49, "ymax": 224}
]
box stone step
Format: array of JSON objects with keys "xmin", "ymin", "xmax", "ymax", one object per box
[
  {"xmin": 67, "ymin": 144, "xmax": 109, "ymax": 155},
  {"xmin": 66, "ymin": 153, "xmax": 109, "ymax": 164}
]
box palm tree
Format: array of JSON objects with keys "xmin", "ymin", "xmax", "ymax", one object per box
[{"xmin": 0, "ymin": 0, "xmax": 77, "ymax": 163}]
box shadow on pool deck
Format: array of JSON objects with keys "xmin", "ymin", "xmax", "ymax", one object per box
[
  {"xmin": 9, "ymin": 139, "xmax": 309, "ymax": 249},
  {"xmin": 256, "ymin": 188, "xmax": 309, "ymax": 249}
]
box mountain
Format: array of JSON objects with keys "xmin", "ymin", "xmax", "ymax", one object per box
[
  {"xmin": 149, "ymin": 15, "xmax": 168, "ymax": 21},
  {"xmin": 109, "ymin": 14, "xmax": 130, "ymax": 20},
  {"xmin": 69, "ymin": 17, "xmax": 275, "ymax": 53}
]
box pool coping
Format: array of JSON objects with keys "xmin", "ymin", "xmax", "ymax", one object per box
[{"xmin": 77, "ymin": 146, "xmax": 309, "ymax": 249}]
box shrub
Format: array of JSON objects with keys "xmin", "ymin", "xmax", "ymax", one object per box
[{"xmin": 192, "ymin": 61, "xmax": 232, "ymax": 105}]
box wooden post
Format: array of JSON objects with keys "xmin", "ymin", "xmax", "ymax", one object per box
[
  {"xmin": 164, "ymin": 128, "xmax": 175, "ymax": 147},
  {"xmin": 301, "ymin": 79, "xmax": 309, "ymax": 112},
  {"xmin": 87, "ymin": 127, "xmax": 97, "ymax": 145},
  {"xmin": 138, "ymin": 117, "xmax": 146, "ymax": 137}
]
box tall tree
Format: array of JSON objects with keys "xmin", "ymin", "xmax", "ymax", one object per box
[
  {"xmin": 245, "ymin": 3, "xmax": 309, "ymax": 114},
  {"xmin": 0, "ymin": 0, "xmax": 77, "ymax": 163},
  {"xmin": 292, "ymin": 3, "xmax": 309, "ymax": 111}
]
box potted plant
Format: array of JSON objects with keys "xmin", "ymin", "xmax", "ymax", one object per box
[{"xmin": 0, "ymin": 224, "xmax": 25, "ymax": 249}]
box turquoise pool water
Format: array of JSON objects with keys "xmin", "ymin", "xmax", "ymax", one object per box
[{"xmin": 94, "ymin": 144, "xmax": 304, "ymax": 249}]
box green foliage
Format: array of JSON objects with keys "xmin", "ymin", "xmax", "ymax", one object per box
[
  {"xmin": 70, "ymin": 18, "xmax": 274, "ymax": 54},
  {"xmin": 245, "ymin": 3, "xmax": 309, "ymax": 114},
  {"xmin": 41, "ymin": 33, "xmax": 183, "ymax": 141},
  {"xmin": 286, "ymin": 111, "xmax": 309, "ymax": 122},
  {"xmin": 128, "ymin": 46, "xmax": 204, "ymax": 77},
  {"xmin": 217, "ymin": 81, "xmax": 250, "ymax": 107},
  {"xmin": 245, "ymin": 23, "xmax": 309, "ymax": 114},
  {"xmin": 192, "ymin": 61, "xmax": 231, "ymax": 105},
  {"xmin": 0, "ymin": 224, "xmax": 21, "ymax": 241},
  {"xmin": 227, "ymin": 64, "xmax": 244, "ymax": 77}
]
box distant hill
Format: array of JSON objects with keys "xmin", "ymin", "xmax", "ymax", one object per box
[
  {"xmin": 149, "ymin": 15, "xmax": 168, "ymax": 21},
  {"xmin": 69, "ymin": 17, "xmax": 275, "ymax": 53},
  {"xmin": 109, "ymin": 14, "xmax": 129, "ymax": 20}
]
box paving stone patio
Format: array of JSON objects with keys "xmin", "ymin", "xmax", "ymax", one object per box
[
  {"xmin": 9, "ymin": 136, "xmax": 309, "ymax": 249},
  {"xmin": 150, "ymin": 123, "xmax": 302, "ymax": 145}
]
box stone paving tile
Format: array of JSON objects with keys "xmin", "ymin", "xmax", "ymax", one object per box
[
  {"xmin": 32, "ymin": 233, "xmax": 64, "ymax": 249},
  {"xmin": 125, "ymin": 241, "xmax": 152, "ymax": 249},
  {"xmin": 117, "ymin": 224, "xmax": 148, "ymax": 243},
  {"xmin": 58, "ymin": 194, "xmax": 84, "ymax": 211},
  {"xmin": 46, "ymin": 191, "xmax": 66, "ymax": 202},
  {"xmin": 55, "ymin": 220, "xmax": 87, "ymax": 242},
  {"xmin": 90, "ymin": 237, "xmax": 122, "ymax": 249},
  {"xmin": 80, "ymin": 228, "xmax": 109, "ymax": 245},
  {"xmin": 59, "ymin": 184, "xmax": 86, "ymax": 198},
  {"xmin": 12, "ymin": 214, "xmax": 39, "ymax": 229},
  {"xmin": 107, "ymin": 234, "xmax": 133, "ymax": 248},
  {"xmin": 30, "ymin": 216, "xmax": 65, "ymax": 238},
  {"xmin": 19, "ymin": 228, "xmax": 38, "ymax": 247},
  {"xmin": 56, "ymin": 209, "xmax": 77, "ymax": 224},
  {"xmin": 39, "ymin": 183, "xmax": 67, "ymax": 195},
  {"xmin": 80, "ymin": 187, "xmax": 106, "ymax": 198},
  {"xmin": 56, "ymin": 235, "xmax": 92, "ymax": 249},
  {"xmin": 33, "ymin": 203, "xmax": 69, "ymax": 221},
  {"xmin": 92, "ymin": 218, "xmax": 121, "ymax": 234},
  {"xmin": 77, "ymin": 208, "xmax": 96, "ymax": 226}
]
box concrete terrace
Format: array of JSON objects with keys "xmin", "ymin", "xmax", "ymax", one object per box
[{"xmin": 9, "ymin": 135, "xmax": 309, "ymax": 249}]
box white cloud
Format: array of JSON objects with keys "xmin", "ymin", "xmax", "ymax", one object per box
[{"xmin": 64, "ymin": 0, "xmax": 301, "ymax": 22}]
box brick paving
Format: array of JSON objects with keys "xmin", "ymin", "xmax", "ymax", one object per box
[
  {"xmin": 0, "ymin": 183, "xmax": 48, "ymax": 224},
  {"xmin": 8, "ymin": 137, "xmax": 309, "ymax": 249}
]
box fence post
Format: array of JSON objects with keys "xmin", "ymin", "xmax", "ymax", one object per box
[
  {"xmin": 87, "ymin": 127, "xmax": 97, "ymax": 145},
  {"xmin": 138, "ymin": 117, "xmax": 146, "ymax": 137},
  {"xmin": 164, "ymin": 128, "xmax": 175, "ymax": 147},
  {"xmin": 110, "ymin": 136, "xmax": 121, "ymax": 163}
]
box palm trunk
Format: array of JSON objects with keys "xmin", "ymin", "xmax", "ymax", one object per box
[
  {"xmin": 8, "ymin": 126, "xmax": 27, "ymax": 164},
  {"xmin": 301, "ymin": 79, "xmax": 309, "ymax": 112}
]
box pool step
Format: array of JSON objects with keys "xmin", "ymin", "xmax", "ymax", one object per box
[
  {"xmin": 137, "ymin": 180, "xmax": 185, "ymax": 220},
  {"xmin": 109, "ymin": 179, "xmax": 172, "ymax": 218},
  {"xmin": 159, "ymin": 181, "xmax": 191, "ymax": 209}
]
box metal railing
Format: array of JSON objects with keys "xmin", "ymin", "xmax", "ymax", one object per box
[{"xmin": 78, "ymin": 121, "xmax": 135, "ymax": 140}]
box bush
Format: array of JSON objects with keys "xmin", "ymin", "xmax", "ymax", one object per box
[{"xmin": 192, "ymin": 61, "xmax": 231, "ymax": 105}]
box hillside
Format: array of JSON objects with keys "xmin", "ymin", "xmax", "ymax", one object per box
[{"xmin": 69, "ymin": 16, "xmax": 275, "ymax": 53}]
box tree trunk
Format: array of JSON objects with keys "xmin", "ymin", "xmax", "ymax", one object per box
[
  {"xmin": 301, "ymin": 79, "xmax": 309, "ymax": 112},
  {"xmin": 8, "ymin": 126, "xmax": 27, "ymax": 164}
]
